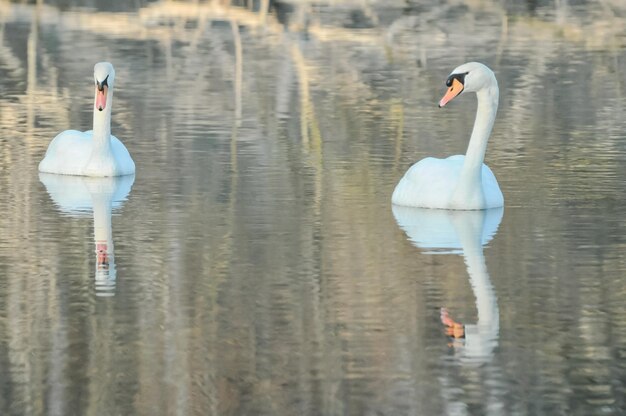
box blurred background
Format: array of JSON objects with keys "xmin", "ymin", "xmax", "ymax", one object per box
[{"xmin": 0, "ymin": 0, "xmax": 625, "ymax": 415}]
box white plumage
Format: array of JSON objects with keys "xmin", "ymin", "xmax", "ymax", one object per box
[
  {"xmin": 39, "ymin": 62, "xmax": 135, "ymax": 177},
  {"xmin": 392, "ymin": 62, "xmax": 503, "ymax": 210}
]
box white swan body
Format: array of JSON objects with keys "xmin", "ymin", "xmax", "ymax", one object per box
[
  {"xmin": 39, "ymin": 62, "xmax": 135, "ymax": 177},
  {"xmin": 392, "ymin": 62, "xmax": 503, "ymax": 210}
]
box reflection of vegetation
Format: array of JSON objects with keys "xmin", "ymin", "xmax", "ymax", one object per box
[{"xmin": 0, "ymin": 1, "xmax": 625, "ymax": 415}]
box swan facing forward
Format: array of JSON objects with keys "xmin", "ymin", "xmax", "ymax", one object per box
[
  {"xmin": 39, "ymin": 62, "xmax": 135, "ymax": 177},
  {"xmin": 392, "ymin": 62, "xmax": 503, "ymax": 210}
]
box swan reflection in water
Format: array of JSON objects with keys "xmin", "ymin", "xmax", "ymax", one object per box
[
  {"xmin": 392, "ymin": 206, "xmax": 503, "ymax": 362},
  {"xmin": 40, "ymin": 173, "xmax": 135, "ymax": 297}
]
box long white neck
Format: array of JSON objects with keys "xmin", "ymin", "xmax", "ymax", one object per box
[
  {"xmin": 92, "ymin": 89, "xmax": 113, "ymax": 154},
  {"xmin": 452, "ymin": 83, "xmax": 498, "ymax": 208}
]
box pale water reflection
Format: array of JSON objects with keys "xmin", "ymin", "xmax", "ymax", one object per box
[
  {"xmin": 39, "ymin": 174, "xmax": 135, "ymax": 297},
  {"xmin": 0, "ymin": 1, "xmax": 626, "ymax": 415},
  {"xmin": 393, "ymin": 206, "xmax": 501, "ymax": 364}
]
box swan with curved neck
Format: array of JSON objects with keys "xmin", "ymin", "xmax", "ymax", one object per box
[
  {"xmin": 392, "ymin": 62, "xmax": 503, "ymax": 210},
  {"xmin": 38, "ymin": 62, "xmax": 135, "ymax": 177}
]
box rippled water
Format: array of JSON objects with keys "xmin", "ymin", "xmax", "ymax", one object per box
[{"xmin": 1, "ymin": 1, "xmax": 625, "ymax": 415}]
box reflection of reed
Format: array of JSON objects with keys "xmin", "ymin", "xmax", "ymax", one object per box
[
  {"xmin": 291, "ymin": 43, "xmax": 322, "ymax": 216},
  {"xmin": 290, "ymin": 47, "xmax": 327, "ymax": 406},
  {"xmin": 1, "ymin": 1, "xmax": 69, "ymax": 152},
  {"xmin": 390, "ymin": 99, "xmax": 404, "ymax": 170},
  {"xmin": 259, "ymin": 0, "xmax": 270, "ymax": 24},
  {"xmin": 230, "ymin": 19, "xmax": 243, "ymax": 124},
  {"xmin": 291, "ymin": 45, "xmax": 311, "ymax": 148},
  {"xmin": 26, "ymin": 0, "xmax": 40, "ymax": 143}
]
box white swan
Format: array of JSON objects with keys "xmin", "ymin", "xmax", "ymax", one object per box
[
  {"xmin": 38, "ymin": 62, "xmax": 135, "ymax": 177},
  {"xmin": 392, "ymin": 62, "xmax": 503, "ymax": 210},
  {"xmin": 392, "ymin": 205, "xmax": 502, "ymax": 362},
  {"xmin": 39, "ymin": 173, "xmax": 135, "ymax": 296}
]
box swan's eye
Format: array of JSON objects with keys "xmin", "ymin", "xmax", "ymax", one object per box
[
  {"xmin": 96, "ymin": 75, "xmax": 109, "ymax": 91},
  {"xmin": 446, "ymin": 72, "xmax": 468, "ymax": 87}
]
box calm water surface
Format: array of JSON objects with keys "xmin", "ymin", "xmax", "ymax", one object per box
[{"xmin": 0, "ymin": 1, "xmax": 625, "ymax": 415}]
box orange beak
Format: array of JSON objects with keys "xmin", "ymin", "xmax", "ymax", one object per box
[{"xmin": 438, "ymin": 78, "xmax": 464, "ymax": 108}]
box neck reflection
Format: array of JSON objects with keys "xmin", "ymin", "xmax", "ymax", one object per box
[
  {"xmin": 39, "ymin": 173, "xmax": 134, "ymax": 297},
  {"xmin": 392, "ymin": 206, "xmax": 503, "ymax": 362}
]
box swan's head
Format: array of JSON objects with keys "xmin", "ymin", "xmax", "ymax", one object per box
[
  {"xmin": 94, "ymin": 62, "xmax": 115, "ymax": 112},
  {"xmin": 438, "ymin": 62, "xmax": 496, "ymax": 108}
]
